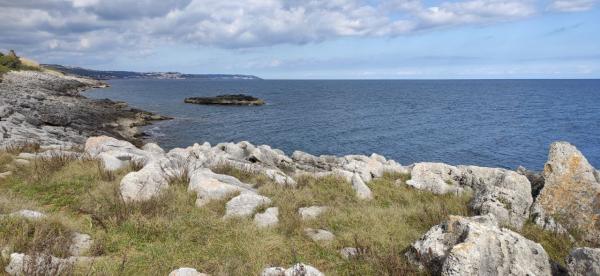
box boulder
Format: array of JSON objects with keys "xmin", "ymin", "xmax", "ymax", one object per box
[
  {"xmin": 224, "ymin": 194, "xmax": 271, "ymax": 218},
  {"xmin": 119, "ymin": 162, "xmax": 169, "ymax": 202},
  {"xmin": 188, "ymin": 168, "xmax": 256, "ymax": 207},
  {"xmin": 351, "ymin": 173, "xmax": 373, "ymax": 200},
  {"xmin": 254, "ymin": 207, "xmax": 279, "ymax": 228},
  {"xmin": 304, "ymin": 228, "xmax": 335, "ymax": 242},
  {"xmin": 516, "ymin": 166, "xmax": 545, "ymax": 198},
  {"xmin": 340, "ymin": 247, "xmax": 359, "ymax": 260},
  {"xmin": 168, "ymin": 267, "xmax": 209, "ymax": 276},
  {"xmin": 298, "ymin": 206, "xmax": 328, "ymax": 221},
  {"xmin": 9, "ymin": 210, "xmax": 46, "ymax": 220},
  {"xmin": 566, "ymin": 247, "xmax": 600, "ymax": 276},
  {"xmin": 406, "ymin": 215, "xmax": 551, "ymax": 276},
  {"xmin": 261, "ymin": 263, "xmax": 324, "ymax": 276},
  {"xmin": 407, "ymin": 163, "xmax": 532, "ymax": 229},
  {"xmin": 532, "ymin": 142, "xmax": 600, "ymax": 243},
  {"xmin": 5, "ymin": 253, "xmax": 74, "ymax": 276},
  {"xmin": 407, "ymin": 163, "xmax": 464, "ymax": 194},
  {"xmin": 69, "ymin": 232, "xmax": 93, "ymax": 257}
]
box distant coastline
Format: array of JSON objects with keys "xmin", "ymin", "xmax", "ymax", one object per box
[{"xmin": 42, "ymin": 64, "xmax": 262, "ymax": 81}]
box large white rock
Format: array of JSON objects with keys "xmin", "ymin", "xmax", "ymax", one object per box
[
  {"xmin": 566, "ymin": 247, "xmax": 600, "ymax": 276},
  {"xmin": 298, "ymin": 206, "xmax": 328, "ymax": 221},
  {"xmin": 85, "ymin": 136, "xmax": 163, "ymax": 170},
  {"xmin": 168, "ymin": 267, "xmax": 209, "ymax": 276},
  {"xmin": 254, "ymin": 207, "xmax": 279, "ymax": 228},
  {"xmin": 351, "ymin": 173, "xmax": 373, "ymax": 200},
  {"xmin": 119, "ymin": 161, "xmax": 169, "ymax": 202},
  {"xmin": 188, "ymin": 168, "xmax": 256, "ymax": 207},
  {"xmin": 224, "ymin": 194, "xmax": 272, "ymax": 218},
  {"xmin": 532, "ymin": 142, "xmax": 600, "ymax": 244},
  {"xmin": 406, "ymin": 163, "xmax": 463, "ymax": 194},
  {"xmin": 407, "ymin": 163, "xmax": 533, "ymax": 229},
  {"xmin": 406, "ymin": 215, "xmax": 551, "ymax": 276}
]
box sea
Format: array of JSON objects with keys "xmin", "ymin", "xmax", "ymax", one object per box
[{"xmin": 86, "ymin": 79, "xmax": 600, "ymax": 170}]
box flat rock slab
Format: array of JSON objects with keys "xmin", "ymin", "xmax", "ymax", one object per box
[
  {"xmin": 254, "ymin": 207, "xmax": 279, "ymax": 228},
  {"xmin": 304, "ymin": 228, "xmax": 335, "ymax": 242},
  {"xmin": 224, "ymin": 194, "xmax": 272, "ymax": 218}
]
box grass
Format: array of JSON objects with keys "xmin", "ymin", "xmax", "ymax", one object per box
[{"xmin": 0, "ymin": 148, "xmax": 577, "ymax": 275}]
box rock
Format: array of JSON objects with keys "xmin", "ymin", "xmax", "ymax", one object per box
[
  {"xmin": 0, "ymin": 171, "xmax": 12, "ymax": 180},
  {"xmin": 188, "ymin": 168, "xmax": 256, "ymax": 207},
  {"xmin": 340, "ymin": 247, "xmax": 359, "ymax": 260},
  {"xmin": 16, "ymin": 153, "xmax": 36, "ymax": 160},
  {"xmin": 69, "ymin": 232, "xmax": 93, "ymax": 257},
  {"xmin": 5, "ymin": 253, "xmax": 74, "ymax": 276},
  {"xmin": 97, "ymin": 152, "xmax": 126, "ymax": 171},
  {"xmin": 261, "ymin": 263, "xmax": 324, "ymax": 276},
  {"xmin": 85, "ymin": 136, "xmax": 159, "ymax": 166},
  {"xmin": 407, "ymin": 163, "xmax": 464, "ymax": 194},
  {"xmin": 13, "ymin": 159, "xmax": 29, "ymax": 166},
  {"xmin": 254, "ymin": 207, "xmax": 279, "ymax": 228},
  {"xmin": 119, "ymin": 161, "xmax": 169, "ymax": 202},
  {"xmin": 261, "ymin": 267, "xmax": 286, "ymax": 276},
  {"xmin": 407, "ymin": 163, "xmax": 532, "ymax": 229},
  {"xmin": 406, "ymin": 215, "xmax": 551, "ymax": 276},
  {"xmin": 168, "ymin": 267, "xmax": 209, "ymax": 276},
  {"xmin": 141, "ymin": 143, "xmax": 164, "ymax": 155},
  {"xmin": 224, "ymin": 194, "xmax": 272, "ymax": 218},
  {"xmin": 351, "ymin": 173, "xmax": 373, "ymax": 200},
  {"xmin": 566, "ymin": 247, "xmax": 600, "ymax": 276},
  {"xmin": 533, "ymin": 142, "xmax": 600, "ymax": 243},
  {"xmin": 298, "ymin": 206, "xmax": 328, "ymax": 221},
  {"xmin": 304, "ymin": 228, "xmax": 335, "ymax": 242},
  {"xmin": 184, "ymin": 94, "xmax": 265, "ymax": 106},
  {"xmin": 9, "ymin": 210, "xmax": 46, "ymax": 220}
]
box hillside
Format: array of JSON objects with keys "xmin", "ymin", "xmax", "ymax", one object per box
[{"xmin": 42, "ymin": 64, "xmax": 262, "ymax": 80}]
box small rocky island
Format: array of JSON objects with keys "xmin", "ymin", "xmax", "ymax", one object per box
[{"xmin": 184, "ymin": 94, "xmax": 265, "ymax": 106}]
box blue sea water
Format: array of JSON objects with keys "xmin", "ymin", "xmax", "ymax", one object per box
[{"xmin": 86, "ymin": 79, "xmax": 600, "ymax": 170}]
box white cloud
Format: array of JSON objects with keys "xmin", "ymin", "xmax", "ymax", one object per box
[{"xmin": 549, "ymin": 0, "xmax": 597, "ymax": 12}]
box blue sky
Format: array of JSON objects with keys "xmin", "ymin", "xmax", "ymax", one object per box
[{"xmin": 1, "ymin": 0, "xmax": 599, "ymax": 79}]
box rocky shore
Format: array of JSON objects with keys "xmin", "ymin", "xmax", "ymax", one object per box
[
  {"xmin": 0, "ymin": 70, "xmax": 168, "ymax": 148},
  {"xmin": 0, "ymin": 70, "xmax": 599, "ymax": 275}
]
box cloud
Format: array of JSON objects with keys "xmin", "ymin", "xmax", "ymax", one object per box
[
  {"xmin": 0, "ymin": 0, "xmax": 595, "ymax": 65},
  {"xmin": 549, "ymin": 0, "xmax": 597, "ymax": 12}
]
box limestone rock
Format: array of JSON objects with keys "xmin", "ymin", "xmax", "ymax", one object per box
[
  {"xmin": 261, "ymin": 263, "xmax": 324, "ymax": 276},
  {"xmin": 254, "ymin": 207, "xmax": 279, "ymax": 228},
  {"xmin": 298, "ymin": 206, "xmax": 328, "ymax": 221},
  {"xmin": 351, "ymin": 173, "xmax": 373, "ymax": 200},
  {"xmin": 566, "ymin": 247, "xmax": 600, "ymax": 276},
  {"xmin": 406, "ymin": 163, "xmax": 463, "ymax": 194},
  {"xmin": 340, "ymin": 247, "xmax": 359, "ymax": 260},
  {"xmin": 188, "ymin": 168, "xmax": 256, "ymax": 207},
  {"xmin": 119, "ymin": 162, "xmax": 169, "ymax": 202},
  {"xmin": 69, "ymin": 232, "xmax": 93, "ymax": 257},
  {"xmin": 224, "ymin": 194, "xmax": 271, "ymax": 218},
  {"xmin": 304, "ymin": 228, "xmax": 335, "ymax": 242},
  {"xmin": 406, "ymin": 215, "xmax": 551, "ymax": 276},
  {"xmin": 169, "ymin": 267, "xmax": 209, "ymax": 276},
  {"xmin": 10, "ymin": 210, "xmax": 46, "ymax": 220},
  {"xmin": 5, "ymin": 253, "xmax": 74, "ymax": 276},
  {"xmin": 532, "ymin": 142, "xmax": 600, "ymax": 243},
  {"xmin": 0, "ymin": 171, "xmax": 12, "ymax": 180}
]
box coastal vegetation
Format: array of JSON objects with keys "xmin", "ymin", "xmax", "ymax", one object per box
[
  {"xmin": 0, "ymin": 146, "xmax": 474, "ymax": 275},
  {"xmin": 0, "ymin": 50, "xmax": 40, "ymax": 75}
]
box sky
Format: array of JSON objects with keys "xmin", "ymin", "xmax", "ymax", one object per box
[{"xmin": 0, "ymin": 0, "xmax": 599, "ymax": 79}]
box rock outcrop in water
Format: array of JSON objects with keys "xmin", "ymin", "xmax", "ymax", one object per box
[
  {"xmin": 0, "ymin": 70, "xmax": 167, "ymax": 148},
  {"xmin": 184, "ymin": 94, "xmax": 265, "ymax": 106}
]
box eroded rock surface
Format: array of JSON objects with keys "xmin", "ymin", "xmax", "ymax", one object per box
[
  {"xmin": 224, "ymin": 194, "xmax": 272, "ymax": 218},
  {"xmin": 254, "ymin": 207, "xmax": 279, "ymax": 228},
  {"xmin": 261, "ymin": 263, "xmax": 324, "ymax": 276},
  {"xmin": 407, "ymin": 215, "xmax": 551, "ymax": 276},
  {"xmin": 566, "ymin": 247, "xmax": 600, "ymax": 276},
  {"xmin": 532, "ymin": 142, "xmax": 600, "ymax": 243}
]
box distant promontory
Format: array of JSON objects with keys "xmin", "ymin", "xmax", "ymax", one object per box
[{"xmin": 42, "ymin": 64, "xmax": 262, "ymax": 80}]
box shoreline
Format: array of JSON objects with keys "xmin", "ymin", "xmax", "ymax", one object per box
[{"xmin": 0, "ymin": 70, "xmax": 169, "ymax": 148}]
